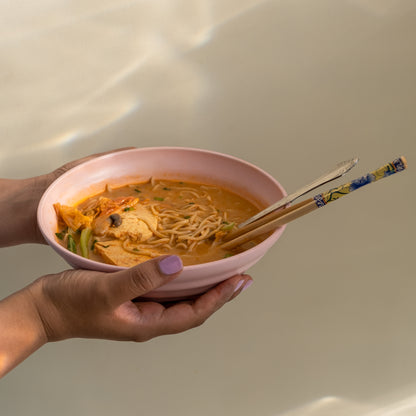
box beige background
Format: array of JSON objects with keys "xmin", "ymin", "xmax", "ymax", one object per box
[{"xmin": 1, "ymin": 1, "xmax": 415, "ymax": 415}]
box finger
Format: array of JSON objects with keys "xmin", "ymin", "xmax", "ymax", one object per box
[
  {"xmin": 227, "ymin": 274, "xmax": 253, "ymax": 301},
  {"xmin": 152, "ymin": 274, "xmax": 253, "ymax": 335},
  {"xmin": 101, "ymin": 255, "xmax": 183, "ymax": 306}
]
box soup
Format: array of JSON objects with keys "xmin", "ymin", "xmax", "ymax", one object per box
[{"xmin": 54, "ymin": 179, "xmax": 265, "ymax": 266}]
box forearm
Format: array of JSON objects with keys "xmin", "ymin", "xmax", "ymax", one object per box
[
  {"xmin": 0, "ymin": 284, "xmax": 47, "ymax": 378},
  {"xmin": 0, "ymin": 176, "xmax": 49, "ymax": 247},
  {"xmin": 0, "ymin": 149, "xmax": 132, "ymax": 248}
]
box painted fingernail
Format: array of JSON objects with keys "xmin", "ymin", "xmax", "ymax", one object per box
[
  {"xmin": 234, "ymin": 280, "xmax": 245, "ymax": 293},
  {"xmin": 242, "ymin": 280, "xmax": 253, "ymax": 291},
  {"xmin": 234, "ymin": 279, "xmax": 253, "ymax": 293},
  {"xmin": 158, "ymin": 255, "xmax": 183, "ymax": 275}
]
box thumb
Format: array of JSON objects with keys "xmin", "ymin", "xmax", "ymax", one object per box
[{"xmin": 103, "ymin": 255, "xmax": 183, "ymax": 305}]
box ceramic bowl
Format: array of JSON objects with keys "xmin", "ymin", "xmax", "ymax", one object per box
[{"xmin": 37, "ymin": 147, "xmax": 287, "ymax": 301}]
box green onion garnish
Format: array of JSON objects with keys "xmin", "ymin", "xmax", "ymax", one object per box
[
  {"xmin": 67, "ymin": 235, "xmax": 77, "ymax": 254},
  {"xmin": 221, "ymin": 222, "xmax": 235, "ymax": 232}
]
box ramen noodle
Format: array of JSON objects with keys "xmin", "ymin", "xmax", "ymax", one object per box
[{"xmin": 54, "ymin": 179, "xmax": 265, "ymax": 266}]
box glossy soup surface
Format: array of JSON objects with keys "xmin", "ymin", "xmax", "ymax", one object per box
[{"xmin": 55, "ymin": 179, "xmax": 265, "ymax": 266}]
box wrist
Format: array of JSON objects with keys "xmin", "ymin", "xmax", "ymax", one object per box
[
  {"xmin": 27, "ymin": 274, "xmax": 71, "ymax": 342},
  {"xmin": 0, "ymin": 284, "xmax": 48, "ymax": 377},
  {"xmin": 0, "ymin": 175, "xmax": 51, "ymax": 246}
]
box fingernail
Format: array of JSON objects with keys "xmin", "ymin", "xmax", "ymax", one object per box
[
  {"xmin": 234, "ymin": 280, "xmax": 245, "ymax": 293},
  {"xmin": 158, "ymin": 255, "xmax": 183, "ymax": 275},
  {"xmin": 234, "ymin": 279, "xmax": 253, "ymax": 293},
  {"xmin": 242, "ymin": 280, "xmax": 253, "ymax": 291}
]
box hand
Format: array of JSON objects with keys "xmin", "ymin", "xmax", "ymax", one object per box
[
  {"xmin": 0, "ymin": 148, "xmax": 134, "ymax": 247},
  {"xmin": 0, "ymin": 255, "xmax": 252, "ymax": 377},
  {"xmin": 31, "ymin": 256, "xmax": 252, "ymax": 342}
]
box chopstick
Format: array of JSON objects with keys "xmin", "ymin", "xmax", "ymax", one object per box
[
  {"xmin": 237, "ymin": 157, "xmax": 359, "ymax": 228},
  {"xmin": 221, "ymin": 156, "xmax": 408, "ymax": 250}
]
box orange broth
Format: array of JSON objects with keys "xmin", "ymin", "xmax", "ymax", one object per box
[{"xmin": 56, "ymin": 179, "xmax": 266, "ymax": 266}]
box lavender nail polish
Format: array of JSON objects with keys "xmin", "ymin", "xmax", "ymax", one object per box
[
  {"xmin": 234, "ymin": 279, "xmax": 253, "ymax": 293},
  {"xmin": 234, "ymin": 280, "xmax": 245, "ymax": 293},
  {"xmin": 158, "ymin": 255, "xmax": 183, "ymax": 275},
  {"xmin": 242, "ymin": 280, "xmax": 253, "ymax": 291}
]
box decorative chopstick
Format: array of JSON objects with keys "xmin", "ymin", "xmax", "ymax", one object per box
[
  {"xmin": 221, "ymin": 156, "xmax": 408, "ymax": 250},
  {"xmin": 237, "ymin": 157, "xmax": 359, "ymax": 228}
]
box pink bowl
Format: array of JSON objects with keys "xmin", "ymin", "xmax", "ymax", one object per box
[{"xmin": 37, "ymin": 147, "xmax": 287, "ymax": 301}]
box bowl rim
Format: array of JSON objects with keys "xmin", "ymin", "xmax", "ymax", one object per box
[{"xmin": 37, "ymin": 146, "xmax": 287, "ymax": 271}]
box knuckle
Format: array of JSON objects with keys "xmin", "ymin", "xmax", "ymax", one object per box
[
  {"xmin": 132, "ymin": 334, "xmax": 146, "ymax": 342},
  {"xmin": 191, "ymin": 314, "xmax": 207, "ymax": 329},
  {"xmin": 132, "ymin": 331, "xmax": 153, "ymax": 343},
  {"xmin": 128, "ymin": 268, "xmax": 156, "ymax": 295},
  {"xmin": 126, "ymin": 262, "xmax": 163, "ymax": 296}
]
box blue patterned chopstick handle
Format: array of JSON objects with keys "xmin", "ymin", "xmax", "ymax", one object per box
[{"xmin": 313, "ymin": 156, "xmax": 407, "ymax": 207}]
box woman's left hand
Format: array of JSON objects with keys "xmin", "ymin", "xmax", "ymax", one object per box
[
  {"xmin": 0, "ymin": 255, "xmax": 253, "ymax": 377},
  {"xmin": 30, "ymin": 256, "xmax": 252, "ymax": 342},
  {"xmin": 0, "ymin": 148, "xmax": 133, "ymax": 247}
]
